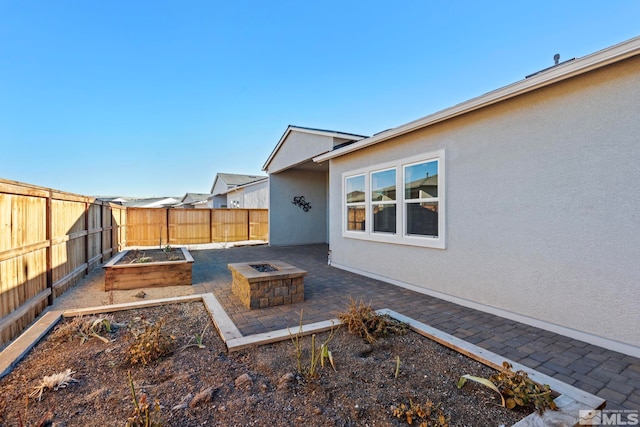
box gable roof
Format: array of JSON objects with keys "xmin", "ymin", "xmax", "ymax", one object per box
[
  {"xmin": 210, "ymin": 173, "xmax": 267, "ymax": 194},
  {"xmin": 262, "ymin": 125, "xmax": 368, "ymax": 171},
  {"xmin": 315, "ymin": 36, "xmax": 640, "ymax": 162},
  {"xmin": 181, "ymin": 193, "xmax": 211, "ymax": 203}
]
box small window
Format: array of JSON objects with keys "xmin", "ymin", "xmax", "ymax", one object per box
[
  {"xmin": 371, "ymin": 168, "xmax": 396, "ymax": 234},
  {"xmin": 404, "ymin": 160, "xmax": 439, "ymax": 237},
  {"xmin": 346, "ymin": 174, "xmax": 366, "ymax": 231}
]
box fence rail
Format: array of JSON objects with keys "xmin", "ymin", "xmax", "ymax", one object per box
[{"xmin": 0, "ymin": 178, "xmax": 269, "ymax": 348}]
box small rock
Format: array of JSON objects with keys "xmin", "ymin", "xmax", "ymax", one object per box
[
  {"xmin": 189, "ymin": 387, "xmax": 216, "ymax": 408},
  {"xmin": 313, "ymin": 407, "xmax": 322, "ymax": 415},
  {"xmin": 259, "ymin": 382, "xmax": 269, "ymax": 392},
  {"xmin": 218, "ymin": 405, "xmax": 227, "ymax": 412},
  {"xmin": 277, "ymin": 372, "xmax": 296, "ymax": 391},
  {"xmin": 134, "ymin": 291, "xmax": 146, "ymax": 299},
  {"xmin": 234, "ymin": 373, "xmax": 253, "ymax": 391}
]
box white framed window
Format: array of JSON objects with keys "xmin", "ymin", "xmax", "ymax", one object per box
[
  {"xmin": 342, "ymin": 149, "xmax": 445, "ymax": 249},
  {"xmin": 404, "ymin": 159, "xmax": 439, "ymax": 238},
  {"xmin": 371, "ymin": 168, "xmax": 396, "ymax": 234},
  {"xmin": 345, "ymin": 174, "xmax": 366, "ymax": 232}
]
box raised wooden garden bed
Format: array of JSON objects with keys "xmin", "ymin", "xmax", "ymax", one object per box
[
  {"xmin": 103, "ymin": 247, "xmax": 194, "ymax": 291},
  {"xmin": 228, "ymin": 260, "xmax": 306, "ymax": 309}
]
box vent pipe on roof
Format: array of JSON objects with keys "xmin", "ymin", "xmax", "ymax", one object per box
[{"xmin": 554, "ymin": 53, "xmax": 560, "ymax": 65}]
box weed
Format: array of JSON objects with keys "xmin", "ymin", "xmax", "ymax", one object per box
[
  {"xmin": 51, "ymin": 315, "xmax": 115, "ymax": 344},
  {"xmin": 491, "ymin": 361, "xmax": 557, "ymax": 414},
  {"xmin": 125, "ymin": 250, "xmax": 153, "ymax": 264},
  {"xmin": 126, "ymin": 318, "xmax": 175, "ymax": 365},
  {"xmin": 179, "ymin": 323, "xmax": 209, "ymax": 351},
  {"xmin": 457, "ymin": 361, "xmax": 557, "ymax": 415},
  {"xmin": 338, "ymin": 298, "xmax": 408, "ymax": 343},
  {"xmin": 30, "ymin": 369, "xmax": 78, "ymax": 401},
  {"xmin": 395, "ymin": 355, "xmax": 401, "ymax": 379},
  {"xmin": 288, "ymin": 310, "xmax": 338, "ymax": 378},
  {"xmin": 162, "ymin": 244, "xmax": 173, "ymax": 253},
  {"xmin": 392, "ymin": 399, "xmax": 449, "ymax": 426},
  {"xmin": 126, "ymin": 370, "xmax": 162, "ymax": 427}
]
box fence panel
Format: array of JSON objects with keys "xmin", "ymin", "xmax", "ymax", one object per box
[
  {"xmin": 126, "ymin": 208, "xmax": 168, "ymax": 247},
  {"xmin": 115, "ymin": 205, "xmax": 127, "ymax": 251},
  {"xmin": 249, "ymin": 209, "xmax": 268, "ymax": 240},
  {"xmin": 50, "ymin": 198, "xmax": 87, "ymax": 298},
  {"xmin": 169, "ymin": 209, "xmax": 211, "ymax": 244},
  {"xmin": 0, "ymin": 190, "xmax": 48, "ymax": 345},
  {"xmin": 211, "ymin": 209, "xmax": 249, "ymax": 242}
]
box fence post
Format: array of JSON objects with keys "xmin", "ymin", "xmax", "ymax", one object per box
[
  {"xmin": 246, "ymin": 209, "xmax": 250, "ymax": 240},
  {"xmin": 46, "ymin": 192, "xmax": 54, "ymax": 305},
  {"xmin": 166, "ymin": 208, "xmax": 170, "ymax": 246},
  {"xmin": 84, "ymin": 200, "xmax": 89, "ymax": 276}
]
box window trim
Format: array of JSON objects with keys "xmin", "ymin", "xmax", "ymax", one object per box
[{"xmin": 341, "ymin": 149, "xmax": 445, "ymax": 249}]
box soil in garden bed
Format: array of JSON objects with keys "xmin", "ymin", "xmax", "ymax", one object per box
[
  {"xmin": 0, "ymin": 302, "xmax": 530, "ymax": 426},
  {"xmin": 118, "ymin": 248, "xmax": 186, "ymax": 265}
]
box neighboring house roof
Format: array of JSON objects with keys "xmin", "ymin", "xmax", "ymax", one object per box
[
  {"xmin": 121, "ymin": 197, "xmax": 181, "ymax": 208},
  {"xmin": 181, "ymin": 193, "xmax": 211, "ymax": 203},
  {"xmin": 219, "ymin": 176, "xmax": 268, "ymax": 196},
  {"xmin": 210, "ymin": 173, "xmax": 267, "ymax": 194},
  {"xmin": 315, "ymin": 36, "xmax": 640, "ymax": 162},
  {"xmin": 262, "ymin": 125, "xmax": 368, "ymax": 171}
]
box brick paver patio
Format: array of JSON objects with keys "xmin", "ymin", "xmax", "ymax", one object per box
[{"xmin": 191, "ymin": 243, "xmax": 640, "ymax": 411}]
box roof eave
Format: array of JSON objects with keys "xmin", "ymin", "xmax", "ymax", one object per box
[{"xmin": 314, "ymin": 35, "xmax": 640, "ymax": 163}]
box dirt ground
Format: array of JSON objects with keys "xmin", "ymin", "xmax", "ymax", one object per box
[{"xmin": 0, "ymin": 301, "xmax": 532, "ymax": 427}]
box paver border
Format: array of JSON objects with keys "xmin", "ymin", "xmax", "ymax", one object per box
[{"xmin": 0, "ymin": 293, "xmax": 605, "ymax": 426}]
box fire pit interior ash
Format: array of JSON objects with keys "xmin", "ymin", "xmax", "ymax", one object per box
[{"xmin": 250, "ymin": 264, "xmax": 279, "ymax": 273}]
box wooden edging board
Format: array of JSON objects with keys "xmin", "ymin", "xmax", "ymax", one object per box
[
  {"xmin": 0, "ymin": 295, "xmax": 605, "ymax": 427},
  {"xmin": 0, "ymin": 310, "xmax": 63, "ymax": 379}
]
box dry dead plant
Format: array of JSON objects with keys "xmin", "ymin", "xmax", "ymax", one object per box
[
  {"xmin": 29, "ymin": 369, "xmax": 78, "ymax": 401},
  {"xmin": 338, "ymin": 298, "xmax": 408, "ymax": 343},
  {"xmin": 50, "ymin": 315, "xmax": 116, "ymax": 344}
]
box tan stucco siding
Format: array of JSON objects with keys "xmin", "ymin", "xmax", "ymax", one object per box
[
  {"xmin": 267, "ymin": 132, "xmax": 333, "ymax": 173},
  {"xmin": 329, "ymin": 56, "xmax": 640, "ymax": 351}
]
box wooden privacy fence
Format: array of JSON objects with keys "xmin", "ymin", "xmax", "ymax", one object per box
[
  {"xmin": 126, "ymin": 208, "xmax": 268, "ymax": 246},
  {"xmin": 0, "ymin": 179, "xmax": 126, "ymax": 347},
  {"xmin": 0, "ymin": 179, "xmax": 269, "ymax": 348}
]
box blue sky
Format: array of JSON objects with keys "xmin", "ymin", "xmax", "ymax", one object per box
[{"xmin": 1, "ymin": 1, "xmax": 638, "ymax": 197}]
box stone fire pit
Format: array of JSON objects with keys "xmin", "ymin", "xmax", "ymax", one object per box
[{"xmin": 228, "ymin": 260, "xmax": 306, "ymax": 309}]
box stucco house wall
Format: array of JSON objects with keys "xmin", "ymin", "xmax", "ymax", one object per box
[
  {"xmin": 269, "ymin": 169, "xmax": 327, "ymax": 246},
  {"xmin": 207, "ymin": 195, "xmax": 227, "ymax": 208},
  {"xmin": 326, "ymin": 55, "xmax": 640, "ymax": 355},
  {"xmin": 226, "ymin": 179, "xmax": 269, "ymax": 208}
]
